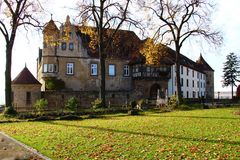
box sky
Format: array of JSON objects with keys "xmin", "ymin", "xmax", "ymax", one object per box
[{"xmin": 0, "ymin": 0, "xmax": 240, "ymax": 104}]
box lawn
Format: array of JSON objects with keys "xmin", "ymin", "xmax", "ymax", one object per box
[{"xmin": 0, "ymin": 108, "xmax": 240, "ymax": 159}]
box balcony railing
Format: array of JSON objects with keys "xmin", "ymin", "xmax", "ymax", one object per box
[{"xmin": 132, "ymin": 64, "xmax": 171, "ymax": 80}]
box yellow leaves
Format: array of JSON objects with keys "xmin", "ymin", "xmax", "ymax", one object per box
[
  {"xmin": 80, "ymin": 26, "xmax": 98, "ymax": 51},
  {"xmin": 158, "ymin": 147, "xmax": 172, "ymax": 153},
  {"xmin": 188, "ymin": 145, "xmax": 200, "ymax": 153},
  {"xmin": 140, "ymin": 38, "xmax": 168, "ymax": 66}
]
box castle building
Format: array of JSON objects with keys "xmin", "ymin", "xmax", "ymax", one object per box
[{"xmin": 12, "ymin": 16, "xmax": 214, "ymax": 111}]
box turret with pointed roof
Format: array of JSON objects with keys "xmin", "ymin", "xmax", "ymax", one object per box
[
  {"xmin": 12, "ymin": 66, "xmax": 41, "ymax": 85},
  {"xmin": 196, "ymin": 53, "xmax": 214, "ymax": 99},
  {"xmin": 12, "ymin": 66, "xmax": 41, "ymax": 112},
  {"xmin": 196, "ymin": 53, "xmax": 214, "ymax": 71}
]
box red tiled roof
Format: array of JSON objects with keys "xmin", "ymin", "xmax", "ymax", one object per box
[{"xmin": 12, "ymin": 67, "xmax": 41, "ymax": 85}]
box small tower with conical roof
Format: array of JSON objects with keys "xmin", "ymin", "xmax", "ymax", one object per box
[
  {"xmin": 196, "ymin": 53, "xmax": 214, "ymax": 99},
  {"xmin": 12, "ymin": 66, "xmax": 41, "ymax": 112},
  {"xmin": 43, "ymin": 18, "xmax": 60, "ymax": 56}
]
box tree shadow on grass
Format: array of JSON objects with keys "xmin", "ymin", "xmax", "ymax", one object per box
[
  {"xmin": 142, "ymin": 114, "xmax": 240, "ymax": 120},
  {"xmin": 44, "ymin": 121, "xmax": 240, "ymax": 146}
]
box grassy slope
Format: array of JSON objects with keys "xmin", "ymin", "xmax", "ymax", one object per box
[{"xmin": 0, "ymin": 108, "xmax": 240, "ymax": 159}]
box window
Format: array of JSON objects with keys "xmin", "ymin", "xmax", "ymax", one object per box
[
  {"xmin": 147, "ymin": 67, "xmax": 150, "ymax": 72},
  {"xmin": 26, "ymin": 92, "xmax": 31, "ymax": 105},
  {"xmin": 197, "ymin": 81, "xmax": 199, "ymax": 88},
  {"xmin": 69, "ymin": 43, "xmax": 74, "ymax": 51},
  {"xmin": 43, "ymin": 64, "xmax": 57, "ymax": 73},
  {"xmin": 186, "ymin": 91, "xmax": 189, "ymax": 98},
  {"xmin": 181, "ymin": 78, "xmax": 183, "ymax": 86},
  {"xmin": 123, "ymin": 65, "xmax": 129, "ymax": 76},
  {"xmin": 187, "ymin": 68, "xmax": 189, "ymax": 76},
  {"xmin": 66, "ymin": 63, "xmax": 74, "ymax": 75},
  {"xmin": 197, "ymin": 72, "xmax": 199, "ymax": 78},
  {"xmin": 192, "ymin": 70, "xmax": 194, "ymax": 77},
  {"xmin": 69, "ymin": 32, "xmax": 73, "ymax": 38},
  {"xmin": 91, "ymin": 64, "xmax": 98, "ymax": 76},
  {"xmin": 193, "ymin": 91, "xmax": 196, "ymax": 98},
  {"xmin": 186, "ymin": 79, "xmax": 189, "ymax": 87},
  {"xmin": 201, "ymin": 82, "xmax": 202, "ymax": 88},
  {"xmin": 48, "ymin": 64, "xmax": 54, "ymax": 72},
  {"xmin": 109, "ymin": 64, "xmax": 116, "ymax": 76},
  {"xmin": 181, "ymin": 66, "xmax": 183, "ymax": 74},
  {"xmin": 192, "ymin": 80, "xmax": 194, "ymax": 87},
  {"xmin": 61, "ymin": 42, "xmax": 67, "ymax": 50},
  {"xmin": 43, "ymin": 64, "xmax": 48, "ymax": 73}
]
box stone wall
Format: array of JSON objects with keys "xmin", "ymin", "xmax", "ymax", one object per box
[
  {"xmin": 205, "ymin": 71, "xmax": 214, "ymax": 99},
  {"xmin": 12, "ymin": 84, "xmax": 41, "ymax": 112},
  {"xmin": 42, "ymin": 90, "xmax": 133, "ymax": 111}
]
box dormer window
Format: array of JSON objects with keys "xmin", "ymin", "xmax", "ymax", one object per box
[
  {"xmin": 61, "ymin": 42, "xmax": 66, "ymax": 50},
  {"xmin": 69, "ymin": 43, "xmax": 74, "ymax": 51}
]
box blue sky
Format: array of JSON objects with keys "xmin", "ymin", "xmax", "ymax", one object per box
[{"xmin": 0, "ymin": 0, "xmax": 240, "ymax": 104}]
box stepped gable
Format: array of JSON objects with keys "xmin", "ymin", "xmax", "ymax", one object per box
[
  {"xmin": 196, "ymin": 53, "xmax": 214, "ymax": 71},
  {"xmin": 12, "ymin": 67, "xmax": 41, "ymax": 85}
]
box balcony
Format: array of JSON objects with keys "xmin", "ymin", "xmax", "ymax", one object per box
[
  {"xmin": 132, "ymin": 64, "xmax": 171, "ymax": 80},
  {"xmin": 41, "ymin": 72, "xmax": 58, "ymax": 79}
]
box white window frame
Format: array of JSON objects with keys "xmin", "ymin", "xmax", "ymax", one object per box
[
  {"xmin": 109, "ymin": 64, "xmax": 116, "ymax": 76},
  {"xmin": 43, "ymin": 64, "xmax": 48, "ymax": 73},
  {"xmin": 66, "ymin": 63, "xmax": 74, "ymax": 75},
  {"xmin": 48, "ymin": 64, "xmax": 54, "ymax": 73},
  {"xmin": 123, "ymin": 65, "xmax": 129, "ymax": 76},
  {"xmin": 91, "ymin": 63, "xmax": 98, "ymax": 76}
]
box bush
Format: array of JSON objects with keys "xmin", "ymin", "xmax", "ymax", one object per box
[
  {"xmin": 59, "ymin": 115, "xmax": 82, "ymax": 120},
  {"xmin": 178, "ymin": 104, "xmax": 192, "ymax": 110},
  {"xmin": 137, "ymin": 99, "xmax": 146, "ymax": 109},
  {"xmin": 128, "ymin": 109, "xmax": 140, "ymax": 115},
  {"xmin": 65, "ymin": 97, "xmax": 78, "ymax": 112},
  {"xmin": 167, "ymin": 95, "xmax": 178, "ymax": 109},
  {"xmin": 3, "ymin": 107, "xmax": 17, "ymax": 116},
  {"xmin": 33, "ymin": 116, "xmax": 51, "ymax": 121},
  {"xmin": 130, "ymin": 101, "xmax": 137, "ymax": 109},
  {"xmin": 45, "ymin": 77, "xmax": 65, "ymax": 90},
  {"xmin": 203, "ymin": 104, "xmax": 210, "ymax": 109},
  {"xmin": 91, "ymin": 98, "xmax": 103, "ymax": 109},
  {"xmin": 34, "ymin": 99, "xmax": 48, "ymax": 115}
]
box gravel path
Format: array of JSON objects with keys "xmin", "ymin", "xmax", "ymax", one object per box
[{"xmin": 0, "ymin": 132, "xmax": 50, "ymax": 160}]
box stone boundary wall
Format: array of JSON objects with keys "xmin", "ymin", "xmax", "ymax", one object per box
[{"xmin": 42, "ymin": 90, "xmax": 133, "ymax": 110}]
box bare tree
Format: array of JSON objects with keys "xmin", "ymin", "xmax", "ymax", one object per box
[
  {"xmin": 141, "ymin": 0, "xmax": 223, "ymax": 103},
  {"xmin": 77, "ymin": 0, "xmax": 140, "ymax": 107},
  {"xmin": 0, "ymin": 0, "xmax": 42, "ymax": 113}
]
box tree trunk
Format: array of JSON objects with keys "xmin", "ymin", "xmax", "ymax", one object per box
[
  {"xmin": 99, "ymin": 49, "xmax": 106, "ymax": 107},
  {"xmin": 99, "ymin": 1, "xmax": 106, "ymax": 107},
  {"xmin": 175, "ymin": 46, "xmax": 182, "ymax": 104},
  {"xmin": 231, "ymin": 82, "xmax": 234, "ymax": 100},
  {"xmin": 5, "ymin": 43, "xmax": 13, "ymax": 108}
]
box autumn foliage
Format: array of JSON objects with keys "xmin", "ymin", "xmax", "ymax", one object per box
[{"xmin": 140, "ymin": 38, "xmax": 169, "ymax": 66}]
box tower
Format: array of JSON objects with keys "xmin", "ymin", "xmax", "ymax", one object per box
[{"xmin": 196, "ymin": 53, "xmax": 214, "ymax": 99}]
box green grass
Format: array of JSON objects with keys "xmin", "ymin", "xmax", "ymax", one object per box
[{"xmin": 0, "ymin": 108, "xmax": 240, "ymax": 159}]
